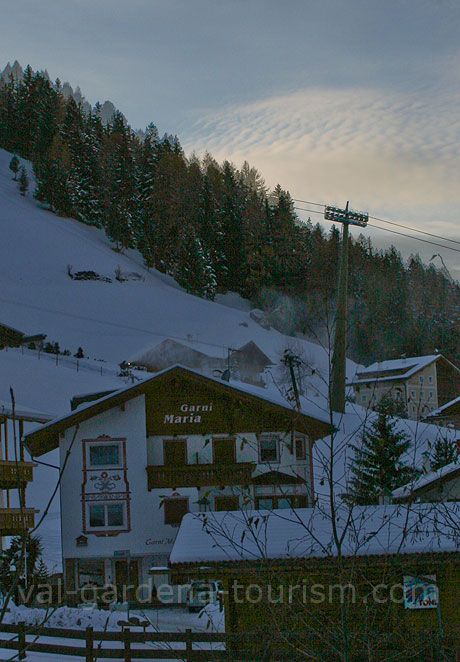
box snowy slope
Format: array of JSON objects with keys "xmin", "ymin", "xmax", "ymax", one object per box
[
  {"xmin": 0, "ymin": 146, "xmax": 364, "ymax": 573},
  {"xmin": 0, "ymin": 148, "xmax": 359, "ymax": 388}
]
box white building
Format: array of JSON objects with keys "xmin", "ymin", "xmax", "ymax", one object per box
[
  {"xmin": 350, "ymin": 354, "xmax": 460, "ymax": 420},
  {"xmin": 24, "ymin": 365, "xmax": 332, "ymax": 604}
]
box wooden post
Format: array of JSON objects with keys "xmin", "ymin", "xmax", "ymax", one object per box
[
  {"xmin": 18, "ymin": 621, "xmax": 26, "ymax": 661},
  {"xmin": 123, "ymin": 627, "xmax": 131, "ymax": 662},
  {"xmin": 4, "ymin": 420, "xmax": 9, "ymax": 508},
  {"xmin": 185, "ymin": 628, "xmax": 192, "ymax": 662},
  {"xmin": 19, "ymin": 420, "xmax": 24, "ymax": 462},
  {"xmin": 85, "ymin": 626, "xmax": 94, "ymax": 662}
]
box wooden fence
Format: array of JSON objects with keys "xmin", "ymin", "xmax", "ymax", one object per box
[{"xmin": 0, "ymin": 623, "xmax": 228, "ymax": 661}]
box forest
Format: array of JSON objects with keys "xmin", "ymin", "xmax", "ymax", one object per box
[{"xmin": 1, "ymin": 66, "xmax": 459, "ymax": 366}]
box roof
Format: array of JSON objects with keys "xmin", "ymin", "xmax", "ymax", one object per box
[
  {"xmin": 0, "ymin": 400, "xmax": 53, "ymax": 423},
  {"xmin": 350, "ymin": 354, "xmax": 441, "ymax": 385},
  {"xmin": 23, "ymin": 364, "xmax": 334, "ymax": 456},
  {"xmin": 169, "ymin": 503, "xmax": 460, "ymax": 566},
  {"xmin": 424, "ymin": 395, "xmax": 460, "ymax": 420},
  {"xmin": 393, "ymin": 460, "xmax": 460, "ymax": 500}
]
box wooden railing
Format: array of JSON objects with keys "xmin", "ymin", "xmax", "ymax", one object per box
[
  {"xmin": 147, "ymin": 462, "xmax": 256, "ymax": 489},
  {"xmin": 0, "ymin": 622, "xmax": 228, "ymax": 661},
  {"xmin": 0, "ymin": 622, "xmax": 308, "ymax": 661},
  {"xmin": 0, "ymin": 460, "xmax": 35, "ymax": 489},
  {"xmin": 0, "ymin": 508, "xmax": 36, "ymax": 535}
]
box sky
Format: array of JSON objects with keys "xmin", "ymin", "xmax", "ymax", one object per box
[{"xmin": 2, "ymin": 0, "xmax": 460, "ymax": 274}]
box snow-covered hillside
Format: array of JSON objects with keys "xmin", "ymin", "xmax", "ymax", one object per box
[
  {"xmin": 0, "ymin": 145, "xmax": 361, "ymax": 571},
  {"xmin": 0, "ymin": 147, "xmax": 359, "ymax": 392}
]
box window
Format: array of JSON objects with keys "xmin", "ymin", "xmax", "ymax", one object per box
[
  {"xmin": 430, "ymin": 391, "xmax": 434, "ymax": 399},
  {"xmin": 362, "ymin": 395, "xmax": 367, "ymax": 403},
  {"xmin": 411, "ymin": 391, "xmax": 416, "ymax": 398},
  {"xmin": 420, "ymin": 376, "xmax": 424, "ymax": 384},
  {"xmin": 295, "ymin": 437, "xmax": 307, "ymax": 461},
  {"xmin": 256, "ymin": 494, "xmax": 308, "ymax": 510},
  {"xmin": 78, "ymin": 560, "xmax": 105, "ymax": 588},
  {"xmin": 259, "ymin": 435, "xmax": 279, "ymax": 463},
  {"xmin": 163, "ymin": 440, "xmax": 187, "ymax": 466},
  {"xmin": 429, "ymin": 376, "xmax": 433, "ymax": 384},
  {"xmin": 215, "ymin": 496, "xmax": 239, "ymax": 511},
  {"xmin": 88, "ymin": 502, "xmax": 125, "ymax": 529},
  {"xmin": 88, "ymin": 443, "xmax": 121, "ymax": 467},
  {"xmin": 164, "ymin": 498, "xmax": 189, "ymax": 526}
]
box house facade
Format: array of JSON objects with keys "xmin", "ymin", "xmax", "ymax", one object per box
[
  {"xmin": 350, "ymin": 354, "xmax": 460, "ymax": 420},
  {"xmin": 23, "ymin": 366, "xmax": 332, "ymax": 604}
]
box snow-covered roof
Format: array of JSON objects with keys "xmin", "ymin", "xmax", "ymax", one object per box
[
  {"xmin": 24, "ymin": 364, "xmax": 333, "ymax": 455},
  {"xmin": 0, "ymin": 399, "xmax": 53, "ymax": 423},
  {"xmin": 169, "ymin": 503, "xmax": 460, "ymax": 565},
  {"xmin": 393, "ymin": 459, "xmax": 460, "ymax": 500},
  {"xmin": 350, "ymin": 355, "xmax": 440, "ymax": 385},
  {"xmin": 425, "ymin": 395, "xmax": 460, "ymax": 419}
]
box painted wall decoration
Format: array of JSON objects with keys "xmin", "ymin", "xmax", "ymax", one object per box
[{"xmin": 81, "ymin": 436, "xmax": 131, "ymax": 536}]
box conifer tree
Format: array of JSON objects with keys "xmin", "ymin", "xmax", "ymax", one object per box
[
  {"xmin": 429, "ymin": 436, "xmax": 457, "ymax": 471},
  {"xmin": 9, "ymin": 155, "xmax": 19, "ymax": 180},
  {"xmin": 347, "ymin": 412, "xmax": 413, "ymax": 505},
  {"xmin": 174, "ymin": 228, "xmax": 217, "ymax": 300},
  {"xmin": 18, "ymin": 166, "xmax": 28, "ymax": 195}
]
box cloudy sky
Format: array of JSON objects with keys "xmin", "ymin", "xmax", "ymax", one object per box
[{"xmin": 3, "ymin": 0, "xmax": 460, "ymax": 273}]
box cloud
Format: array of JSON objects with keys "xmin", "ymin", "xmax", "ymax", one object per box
[{"xmin": 182, "ymin": 78, "xmax": 460, "ymax": 276}]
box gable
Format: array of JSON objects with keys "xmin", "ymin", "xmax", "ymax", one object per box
[
  {"xmin": 24, "ymin": 366, "xmax": 333, "ymax": 456},
  {"xmin": 144, "ymin": 372, "xmax": 326, "ymax": 437}
]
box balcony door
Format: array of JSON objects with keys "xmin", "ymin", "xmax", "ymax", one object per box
[
  {"xmin": 213, "ymin": 438, "xmax": 236, "ymax": 466},
  {"xmin": 163, "ymin": 440, "xmax": 187, "ymax": 466}
]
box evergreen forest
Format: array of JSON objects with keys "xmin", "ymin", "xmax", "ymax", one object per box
[{"xmin": 1, "ymin": 66, "xmax": 460, "ymax": 366}]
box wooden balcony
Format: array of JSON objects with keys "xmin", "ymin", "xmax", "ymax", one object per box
[
  {"xmin": 0, "ymin": 508, "xmax": 37, "ymax": 536},
  {"xmin": 0, "ymin": 461, "xmax": 35, "ymax": 489},
  {"xmin": 147, "ymin": 462, "xmax": 256, "ymax": 490}
]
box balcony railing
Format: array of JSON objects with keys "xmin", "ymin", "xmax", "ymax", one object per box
[
  {"xmin": 147, "ymin": 462, "xmax": 256, "ymax": 490},
  {"xmin": 0, "ymin": 461, "xmax": 35, "ymax": 489},
  {"xmin": 0, "ymin": 508, "xmax": 36, "ymax": 536}
]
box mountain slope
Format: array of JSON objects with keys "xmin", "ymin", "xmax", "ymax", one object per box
[{"xmin": 0, "ymin": 148, "xmax": 359, "ymax": 392}]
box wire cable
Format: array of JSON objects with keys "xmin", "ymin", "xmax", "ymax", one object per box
[
  {"xmin": 292, "ymin": 198, "xmax": 460, "ymax": 247},
  {"xmin": 293, "ymin": 206, "xmax": 460, "ymax": 255}
]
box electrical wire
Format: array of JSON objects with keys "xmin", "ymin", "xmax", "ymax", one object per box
[
  {"xmin": 292, "ymin": 197, "xmax": 460, "ymax": 247},
  {"xmin": 293, "ymin": 206, "xmax": 460, "ymax": 255}
]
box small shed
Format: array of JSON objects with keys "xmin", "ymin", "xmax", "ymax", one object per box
[{"xmin": 170, "ymin": 504, "xmax": 460, "ymax": 660}]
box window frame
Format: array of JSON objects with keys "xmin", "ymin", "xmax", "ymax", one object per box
[
  {"xmin": 214, "ymin": 495, "xmax": 239, "ymax": 512},
  {"xmin": 255, "ymin": 494, "xmax": 308, "ymax": 510},
  {"xmin": 295, "ymin": 437, "xmax": 307, "ymax": 461},
  {"xmin": 85, "ymin": 439, "xmax": 123, "ymax": 470},
  {"xmin": 259, "ymin": 434, "xmax": 280, "ymax": 463},
  {"xmin": 86, "ymin": 500, "xmax": 127, "ymax": 532}
]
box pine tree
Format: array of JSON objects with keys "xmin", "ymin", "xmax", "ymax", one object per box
[
  {"xmin": 347, "ymin": 412, "xmax": 414, "ymax": 505},
  {"xmin": 174, "ymin": 228, "xmax": 217, "ymax": 299},
  {"xmin": 429, "ymin": 436, "xmax": 458, "ymax": 471},
  {"xmin": 18, "ymin": 167, "xmax": 28, "ymax": 196},
  {"xmin": 9, "ymin": 155, "xmax": 19, "ymax": 180}
]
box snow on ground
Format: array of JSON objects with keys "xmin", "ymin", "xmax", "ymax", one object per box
[
  {"xmin": 312, "ymin": 400, "xmax": 460, "ymax": 502},
  {"xmin": 0, "ymin": 148, "xmax": 360, "ymax": 384},
  {"xmin": 0, "ymin": 145, "xmax": 363, "ymax": 572},
  {"xmin": 0, "ymin": 603, "xmax": 224, "ymax": 661}
]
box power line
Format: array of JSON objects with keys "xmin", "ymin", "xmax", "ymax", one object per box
[
  {"xmin": 292, "ymin": 197, "xmax": 460, "ymax": 247},
  {"xmin": 294, "ymin": 206, "xmax": 460, "ymax": 255}
]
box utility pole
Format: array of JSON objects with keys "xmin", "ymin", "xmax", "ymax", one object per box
[
  {"xmin": 325, "ymin": 202, "xmax": 368, "ymax": 413},
  {"xmin": 282, "ymin": 350, "xmax": 301, "ymax": 410}
]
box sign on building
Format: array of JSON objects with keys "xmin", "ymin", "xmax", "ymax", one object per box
[{"xmin": 403, "ymin": 575, "xmax": 438, "ymax": 609}]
